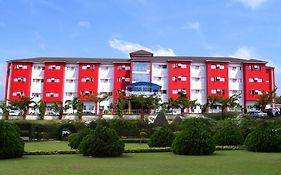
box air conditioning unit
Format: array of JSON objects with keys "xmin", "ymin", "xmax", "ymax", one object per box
[
  {"xmin": 217, "ymin": 89, "xmax": 221, "ymax": 92},
  {"xmin": 122, "ymin": 65, "xmax": 126, "ymax": 68},
  {"xmin": 178, "ymin": 63, "xmax": 182, "ymax": 67},
  {"xmin": 86, "ymin": 65, "xmax": 91, "ymax": 68},
  {"xmin": 217, "ymin": 77, "xmax": 221, "ymax": 80},
  {"xmin": 254, "ymin": 65, "xmax": 258, "ymax": 68}
]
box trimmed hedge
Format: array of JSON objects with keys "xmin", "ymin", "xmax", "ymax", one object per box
[
  {"xmin": 148, "ymin": 126, "xmax": 175, "ymax": 147},
  {"xmin": 244, "ymin": 126, "xmax": 281, "ymax": 152},
  {"xmin": 172, "ymin": 118, "xmax": 215, "ymax": 155},
  {"xmin": 0, "ymin": 121, "xmax": 25, "ymax": 159},
  {"xmin": 68, "ymin": 127, "xmax": 90, "ymax": 149},
  {"xmin": 213, "ymin": 120, "xmax": 244, "ymax": 146},
  {"xmin": 78, "ymin": 126, "xmax": 125, "ymax": 157}
]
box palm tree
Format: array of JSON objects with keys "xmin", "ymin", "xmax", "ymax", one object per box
[
  {"xmin": 65, "ymin": 96, "xmax": 79, "ymax": 114},
  {"xmin": 115, "ymin": 92, "xmax": 124, "ymax": 118},
  {"xmin": 207, "ymin": 96, "xmax": 221, "ymax": 113},
  {"xmin": 49, "ymin": 101, "xmax": 63, "ymax": 119},
  {"xmin": 90, "ymin": 92, "xmax": 112, "ymax": 117},
  {"xmin": 255, "ymin": 88, "xmax": 276, "ymax": 112},
  {"xmin": 9, "ymin": 96, "xmax": 33, "ymax": 120},
  {"xmin": 30, "ymin": 99, "xmax": 46, "ymax": 120}
]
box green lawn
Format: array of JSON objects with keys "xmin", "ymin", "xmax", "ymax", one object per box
[
  {"xmin": 1, "ymin": 151, "xmax": 281, "ymax": 175},
  {"xmin": 24, "ymin": 141, "xmax": 149, "ymax": 152}
]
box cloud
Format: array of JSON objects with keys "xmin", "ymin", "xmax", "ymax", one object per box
[
  {"xmin": 181, "ymin": 21, "xmax": 201, "ymax": 31},
  {"xmin": 109, "ymin": 39, "xmax": 176, "ymax": 56},
  {"xmin": 236, "ymin": 0, "xmax": 268, "ymax": 10},
  {"xmin": 78, "ymin": 21, "xmax": 91, "ymax": 28},
  {"xmin": 231, "ymin": 46, "xmax": 257, "ymax": 59}
]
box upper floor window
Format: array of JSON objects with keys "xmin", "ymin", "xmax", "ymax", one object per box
[
  {"xmin": 249, "ymin": 65, "xmax": 262, "ymax": 70},
  {"xmin": 15, "ymin": 65, "xmax": 27, "ymax": 69},
  {"xmin": 82, "ymin": 65, "xmax": 95, "ymax": 70},
  {"xmin": 173, "ymin": 63, "xmax": 187, "ymax": 68},
  {"xmin": 12, "ymin": 91, "xmax": 25, "ymax": 96},
  {"xmin": 118, "ymin": 65, "xmax": 130, "ymax": 70},
  {"xmin": 81, "ymin": 77, "xmax": 94, "ymax": 82},
  {"xmin": 211, "ymin": 64, "xmax": 224, "ymax": 69},
  {"xmin": 172, "ymin": 76, "xmax": 187, "ymax": 81},
  {"xmin": 14, "ymin": 77, "xmax": 26, "ymax": 82},
  {"xmin": 211, "ymin": 77, "xmax": 225, "ymax": 82},
  {"xmin": 249, "ymin": 78, "xmax": 262, "ymax": 83},
  {"xmin": 46, "ymin": 92, "xmax": 59, "ymax": 97},
  {"xmin": 66, "ymin": 66, "xmax": 75, "ymax": 70},
  {"xmin": 48, "ymin": 65, "xmax": 61, "ymax": 70},
  {"xmin": 47, "ymin": 78, "xmax": 60, "ymax": 83},
  {"xmin": 33, "ymin": 65, "xmax": 44, "ymax": 70}
]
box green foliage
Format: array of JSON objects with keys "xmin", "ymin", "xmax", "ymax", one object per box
[
  {"xmin": 68, "ymin": 127, "xmax": 90, "ymax": 149},
  {"xmin": 115, "ymin": 92, "xmax": 124, "ymax": 118},
  {"xmin": 255, "ymin": 88, "xmax": 276, "ymax": 112},
  {"xmin": 153, "ymin": 111, "xmax": 168, "ymax": 126},
  {"xmin": 148, "ymin": 126, "xmax": 175, "ymax": 147},
  {"xmin": 244, "ymin": 126, "xmax": 281, "ymax": 152},
  {"xmin": 172, "ymin": 118, "xmax": 215, "ymax": 155},
  {"xmin": 78, "ymin": 126, "xmax": 124, "ymax": 157},
  {"xmin": 203, "ymin": 112, "xmax": 239, "ymax": 120},
  {"xmin": 77, "ymin": 101, "xmax": 83, "ymax": 119},
  {"xmin": 0, "ymin": 102, "xmax": 9, "ymax": 120},
  {"xmin": 109, "ymin": 119, "xmax": 140, "ymax": 138},
  {"xmin": 0, "ymin": 121, "xmax": 24, "ymax": 159},
  {"xmin": 213, "ymin": 120, "xmax": 244, "ymax": 146},
  {"xmin": 10, "ymin": 96, "xmax": 33, "ymax": 118}
]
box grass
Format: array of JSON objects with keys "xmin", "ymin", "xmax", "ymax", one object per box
[
  {"xmin": 1, "ymin": 151, "xmax": 281, "ymax": 175},
  {"xmin": 24, "ymin": 141, "xmax": 150, "ymax": 152}
]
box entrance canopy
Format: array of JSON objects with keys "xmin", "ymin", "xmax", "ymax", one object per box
[{"xmin": 126, "ymin": 82, "xmax": 162, "ymax": 96}]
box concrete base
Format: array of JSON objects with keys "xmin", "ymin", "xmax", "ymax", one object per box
[
  {"xmin": 44, "ymin": 115, "xmax": 59, "ymax": 120},
  {"xmin": 26, "ymin": 115, "xmax": 40, "ymax": 120}
]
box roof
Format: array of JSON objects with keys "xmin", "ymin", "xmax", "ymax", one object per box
[
  {"xmin": 7, "ymin": 50, "xmax": 268, "ymax": 64},
  {"xmin": 126, "ymin": 82, "xmax": 161, "ymax": 91}
]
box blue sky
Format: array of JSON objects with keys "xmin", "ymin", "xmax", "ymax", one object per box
[{"xmin": 0, "ymin": 0, "xmax": 280, "ymax": 99}]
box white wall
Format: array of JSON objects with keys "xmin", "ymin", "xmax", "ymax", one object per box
[
  {"xmin": 190, "ymin": 63, "xmax": 207, "ymax": 112},
  {"xmin": 228, "ymin": 64, "xmax": 244, "ymax": 107},
  {"xmin": 29, "ymin": 63, "xmax": 44, "ymax": 114},
  {"xmin": 63, "ymin": 64, "xmax": 78, "ymax": 113},
  {"xmin": 98, "ymin": 64, "xmax": 114, "ymax": 111},
  {"xmin": 151, "ymin": 63, "xmax": 168, "ymax": 102}
]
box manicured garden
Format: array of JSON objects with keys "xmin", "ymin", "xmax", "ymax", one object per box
[{"xmin": 0, "ymin": 151, "xmax": 281, "ymax": 175}]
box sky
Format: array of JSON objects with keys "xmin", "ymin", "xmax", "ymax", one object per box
[{"xmin": 0, "ymin": 0, "xmax": 280, "ymax": 99}]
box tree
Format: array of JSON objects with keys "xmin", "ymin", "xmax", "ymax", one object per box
[
  {"xmin": 255, "ymin": 88, "xmax": 276, "ymax": 112},
  {"xmin": 9, "ymin": 96, "xmax": 33, "ymax": 120},
  {"xmin": 65, "ymin": 96, "xmax": 79, "ymax": 114},
  {"xmin": 128, "ymin": 95, "xmax": 161, "ymax": 120},
  {"xmin": 0, "ymin": 102, "xmax": 9, "ymax": 120},
  {"xmin": 49, "ymin": 101, "xmax": 63, "ymax": 119},
  {"xmin": 115, "ymin": 92, "xmax": 124, "ymax": 118},
  {"xmin": 176, "ymin": 91, "xmax": 189, "ymax": 114},
  {"xmin": 162, "ymin": 98, "xmax": 178, "ymax": 113},
  {"xmin": 76, "ymin": 101, "xmax": 84, "ymax": 120},
  {"xmin": 207, "ymin": 96, "xmax": 220, "ymax": 112},
  {"xmin": 30, "ymin": 99, "xmax": 46, "ymax": 120},
  {"xmin": 90, "ymin": 92, "xmax": 112, "ymax": 116},
  {"xmin": 276, "ymin": 96, "xmax": 281, "ymax": 104}
]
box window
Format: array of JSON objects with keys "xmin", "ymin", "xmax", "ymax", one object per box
[
  {"xmin": 162, "ymin": 90, "xmax": 167, "ymax": 94},
  {"xmin": 220, "ymin": 65, "xmax": 224, "ymax": 69},
  {"xmin": 172, "ymin": 90, "xmax": 178, "ymax": 94},
  {"xmin": 14, "ymin": 77, "xmax": 26, "ymax": 82},
  {"xmin": 66, "ymin": 66, "xmax": 75, "ymax": 70},
  {"xmin": 32, "ymin": 93, "xmax": 42, "ymax": 97},
  {"xmin": 47, "ymin": 78, "xmax": 60, "ymax": 83},
  {"xmin": 82, "ymin": 65, "xmax": 94, "ymax": 70},
  {"xmin": 125, "ymin": 66, "xmax": 130, "ymax": 70},
  {"xmin": 211, "ymin": 89, "xmax": 216, "ymax": 94},
  {"xmin": 125, "ymin": 78, "xmax": 130, "ymax": 82},
  {"xmin": 211, "ymin": 65, "xmax": 216, "ymax": 69},
  {"xmin": 173, "ymin": 63, "xmax": 186, "ymax": 68},
  {"xmin": 81, "ymin": 77, "xmax": 94, "ymax": 82},
  {"xmin": 162, "ymin": 65, "xmax": 167, "ymax": 69}
]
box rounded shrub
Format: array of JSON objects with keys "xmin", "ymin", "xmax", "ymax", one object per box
[
  {"xmin": 244, "ymin": 126, "xmax": 281, "ymax": 152},
  {"xmin": 0, "ymin": 121, "xmax": 24, "ymax": 159},
  {"xmin": 172, "ymin": 118, "xmax": 215, "ymax": 155},
  {"xmin": 78, "ymin": 126, "xmax": 124, "ymax": 157},
  {"xmin": 213, "ymin": 120, "xmax": 244, "ymax": 146},
  {"xmin": 148, "ymin": 126, "xmax": 175, "ymax": 147},
  {"xmin": 68, "ymin": 127, "xmax": 90, "ymax": 149}
]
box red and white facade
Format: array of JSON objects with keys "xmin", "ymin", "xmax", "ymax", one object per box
[{"xmin": 5, "ymin": 50, "xmax": 276, "ymax": 113}]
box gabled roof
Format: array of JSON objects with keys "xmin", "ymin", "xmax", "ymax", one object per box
[{"xmin": 129, "ymin": 50, "xmax": 153, "ymax": 57}]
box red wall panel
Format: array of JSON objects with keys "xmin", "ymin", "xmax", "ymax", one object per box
[
  {"xmin": 77, "ymin": 63, "xmax": 99, "ymax": 101},
  {"xmin": 113, "ymin": 63, "xmax": 131, "ymax": 102},
  {"xmin": 168, "ymin": 61, "xmax": 191, "ymax": 99},
  {"xmin": 206, "ymin": 62, "xmax": 229, "ymax": 98},
  {"xmin": 9, "ymin": 62, "xmax": 32, "ymax": 101},
  {"xmin": 43, "ymin": 62, "xmax": 65, "ymax": 102}
]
